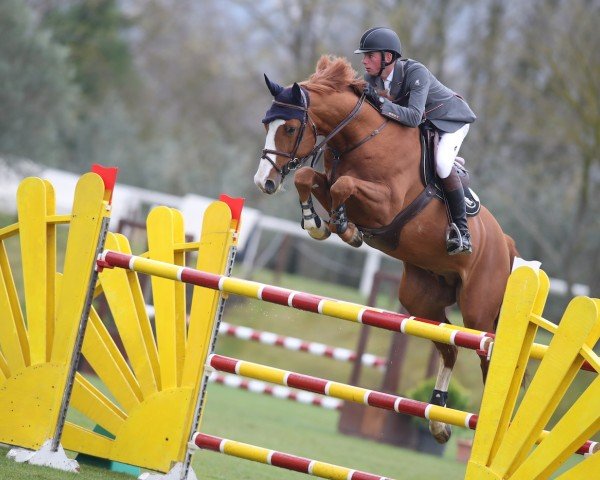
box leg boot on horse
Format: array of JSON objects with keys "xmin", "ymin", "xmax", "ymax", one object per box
[{"xmin": 441, "ymin": 168, "xmax": 472, "ymax": 255}]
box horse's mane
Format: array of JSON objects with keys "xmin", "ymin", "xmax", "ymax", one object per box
[{"xmin": 302, "ymin": 55, "xmax": 365, "ymax": 95}]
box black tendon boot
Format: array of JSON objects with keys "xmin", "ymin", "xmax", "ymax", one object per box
[{"xmin": 441, "ymin": 169, "xmax": 472, "ymax": 255}]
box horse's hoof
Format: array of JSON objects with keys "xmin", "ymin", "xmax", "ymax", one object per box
[
  {"xmin": 308, "ymin": 227, "xmax": 331, "ymax": 241},
  {"xmin": 339, "ymin": 226, "xmax": 362, "ymax": 248},
  {"xmin": 348, "ymin": 229, "xmax": 363, "ymax": 248},
  {"xmin": 429, "ymin": 422, "xmax": 452, "ymax": 444}
]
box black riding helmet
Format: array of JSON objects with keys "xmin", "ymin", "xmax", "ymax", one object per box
[
  {"xmin": 355, "ymin": 27, "xmax": 402, "ymax": 76},
  {"xmin": 354, "ymin": 27, "xmax": 402, "ymax": 58}
]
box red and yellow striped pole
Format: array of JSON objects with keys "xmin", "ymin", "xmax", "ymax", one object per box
[
  {"xmin": 207, "ymin": 354, "xmax": 598, "ymax": 456},
  {"xmin": 97, "ymin": 250, "xmax": 492, "ymax": 353},
  {"xmin": 98, "ymin": 250, "xmax": 598, "ymax": 372},
  {"xmin": 208, "ymin": 353, "xmax": 476, "ymax": 430},
  {"xmin": 193, "ymin": 433, "xmax": 393, "ymax": 480}
]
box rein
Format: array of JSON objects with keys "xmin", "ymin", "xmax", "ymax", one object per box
[
  {"xmin": 261, "ymin": 89, "xmax": 385, "ymax": 181},
  {"xmin": 330, "ymin": 119, "xmax": 389, "ymax": 160}
]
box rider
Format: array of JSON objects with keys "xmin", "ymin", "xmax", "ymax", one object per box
[{"xmin": 355, "ymin": 27, "xmax": 476, "ymax": 255}]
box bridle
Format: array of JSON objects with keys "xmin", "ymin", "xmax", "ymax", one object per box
[
  {"xmin": 261, "ymin": 87, "xmax": 381, "ymax": 182},
  {"xmin": 260, "ymin": 87, "xmax": 318, "ymax": 180}
]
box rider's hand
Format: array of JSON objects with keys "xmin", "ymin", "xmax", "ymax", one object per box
[{"xmin": 364, "ymin": 84, "xmax": 384, "ymax": 110}]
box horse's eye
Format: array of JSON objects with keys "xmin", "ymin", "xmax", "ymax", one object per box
[{"xmin": 284, "ymin": 125, "xmax": 297, "ymax": 135}]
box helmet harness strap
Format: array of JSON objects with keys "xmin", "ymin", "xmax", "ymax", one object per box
[{"xmin": 377, "ymin": 51, "xmax": 396, "ymax": 77}]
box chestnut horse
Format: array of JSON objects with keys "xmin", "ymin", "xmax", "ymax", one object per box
[{"xmin": 254, "ymin": 55, "xmax": 517, "ymax": 444}]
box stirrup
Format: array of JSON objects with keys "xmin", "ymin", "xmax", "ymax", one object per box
[{"xmin": 445, "ymin": 223, "xmax": 472, "ymax": 255}]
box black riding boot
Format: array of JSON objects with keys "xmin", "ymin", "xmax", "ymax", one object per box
[{"xmin": 441, "ymin": 169, "xmax": 472, "ymax": 255}]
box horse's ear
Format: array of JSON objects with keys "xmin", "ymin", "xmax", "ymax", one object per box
[
  {"xmin": 291, "ymin": 83, "xmax": 303, "ymax": 104},
  {"xmin": 264, "ymin": 74, "xmax": 284, "ymax": 97}
]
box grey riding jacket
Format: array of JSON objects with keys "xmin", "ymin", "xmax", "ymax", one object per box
[{"xmin": 365, "ymin": 59, "xmax": 476, "ymax": 133}]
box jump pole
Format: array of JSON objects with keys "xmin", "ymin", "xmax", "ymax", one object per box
[
  {"xmin": 97, "ymin": 250, "xmax": 598, "ymax": 374},
  {"xmin": 218, "ymin": 321, "xmax": 386, "ymax": 370},
  {"xmin": 96, "ymin": 251, "xmax": 492, "ymax": 354},
  {"xmin": 95, "ymin": 250, "xmax": 599, "ymax": 477},
  {"xmin": 208, "ymin": 372, "xmax": 342, "ymax": 410},
  {"xmin": 192, "ymin": 433, "xmax": 393, "ymax": 480},
  {"xmin": 206, "ymin": 353, "xmax": 598, "ymax": 456}
]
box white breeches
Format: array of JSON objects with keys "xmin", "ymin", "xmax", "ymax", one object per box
[{"xmin": 435, "ymin": 124, "xmax": 470, "ymax": 179}]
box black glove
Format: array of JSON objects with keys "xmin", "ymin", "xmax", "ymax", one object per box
[{"xmin": 363, "ymin": 84, "xmax": 383, "ymax": 109}]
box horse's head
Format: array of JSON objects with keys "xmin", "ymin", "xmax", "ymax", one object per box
[{"xmin": 254, "ymin": 74, "xmax": 318, "ymax": 195}]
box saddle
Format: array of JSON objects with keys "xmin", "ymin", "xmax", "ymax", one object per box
[
  {"xmin": 358, "ymin": 125, "xmax": 480, "ymax": 252},
  {"xmin": 420, "ymin": 125, "xmax": 481, "ymax": 217}
]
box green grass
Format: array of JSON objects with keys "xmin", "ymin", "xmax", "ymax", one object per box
[
  {"xmin": 0, "ymin": 382, "xmax": 587, "ymax": 479},
  {"xmin": 0, "ymin": 447, "xmax": 135, "ymax": 480},
  {"xmin": 1, "ymin": 383, "xmax": 470, "ymax": 480},
  {"xmin": 193, "ymin": 382, "xmax": 469, "ymax": 479}
]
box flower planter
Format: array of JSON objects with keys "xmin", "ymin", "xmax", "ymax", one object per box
[
  {"xmin": 415, "ymin": 425, "xmax": 446, "ymax": 457},
  {"xmin": 456, "ymin": 438, "xmax": 473, "ymax": 463}
]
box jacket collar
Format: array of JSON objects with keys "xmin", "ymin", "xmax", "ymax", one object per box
[{"xmin": 388, "ymin": 60, "xmax": 406, "ymax": 98}]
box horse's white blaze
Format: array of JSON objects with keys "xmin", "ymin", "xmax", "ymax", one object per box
[{"xmin": 254, "ymin": 119, "xmax": 285, "ymax": 189}]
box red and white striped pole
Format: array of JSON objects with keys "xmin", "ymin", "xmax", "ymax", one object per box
[
  {"xmin": 218, "ymin": 321, "xmax": 386, "ymax": 370},
  {"xmin": 208, "ymin": 372, "xmax": 342, "ymax": 410}
]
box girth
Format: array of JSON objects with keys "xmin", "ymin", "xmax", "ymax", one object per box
[{"xmin": 357, "ymin": 184, "xmax": 438, "ymax": 251}]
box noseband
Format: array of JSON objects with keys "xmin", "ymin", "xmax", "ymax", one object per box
[{"xmin": 261, "ymin": 88, "xmax": 368, "ymax": 181}]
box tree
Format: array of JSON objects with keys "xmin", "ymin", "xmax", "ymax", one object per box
[
  {"xmin": 489, "ymin": 0, "xmax": 599, "ymax": 290},
  {"xmin": 42, "ymin": 0, "xmax": 138, "ymax": 103},
  {"xmin": 0, "ymin": 0, "xmax": 79, "ymax": 166}
]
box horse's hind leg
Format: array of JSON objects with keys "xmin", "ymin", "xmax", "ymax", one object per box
[
  {"xmin": 398, "ymin": 263, "xmax": 457, "ymax": 444},
  {"xmin": 458, "ymin": 258, "xmax": 509, "ymax": 384},
  {"xmin": 428, "ymin": 341, "xmax": 458, "ymax": 443},
  {"xmin": 294, "ymin": 167, "xmax": 331, "ymax": 240}
]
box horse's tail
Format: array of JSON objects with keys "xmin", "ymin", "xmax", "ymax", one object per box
[{"xmin": 504, "ymin": 234, "xmax": 519, "ymax": 270}]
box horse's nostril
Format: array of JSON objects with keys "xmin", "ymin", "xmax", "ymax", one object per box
[{"xmin": 265, "ymin": 180, "xmax": 276, "ymax": 194}]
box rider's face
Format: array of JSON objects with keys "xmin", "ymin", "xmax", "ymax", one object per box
[{"xmin": 362, "ymin": 51, "xmax": 383, "ymax": 76}]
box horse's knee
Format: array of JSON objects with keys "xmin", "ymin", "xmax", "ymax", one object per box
[
  {"xmin": 294, "ymin": 167, "xmax": 316, "ymax": 196},
  {"xmin": 329, "ymin": 176, "xmax": 355, "ymax": 205},
  {"xmin": 294, "ymin": 166, "xmax": 314, "ymax": 186}
]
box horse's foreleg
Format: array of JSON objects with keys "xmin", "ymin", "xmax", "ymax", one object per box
[
  {"xmin": 328, "ymin": 176, "xmax": 365, "ymax": 248},
  {"xmin": 294, "ymin": 167, "xmax": 331, "ymax": 241},
  {"xmin": 330, "ymin": 205, "xmax": 363, "ymax": 247}
]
